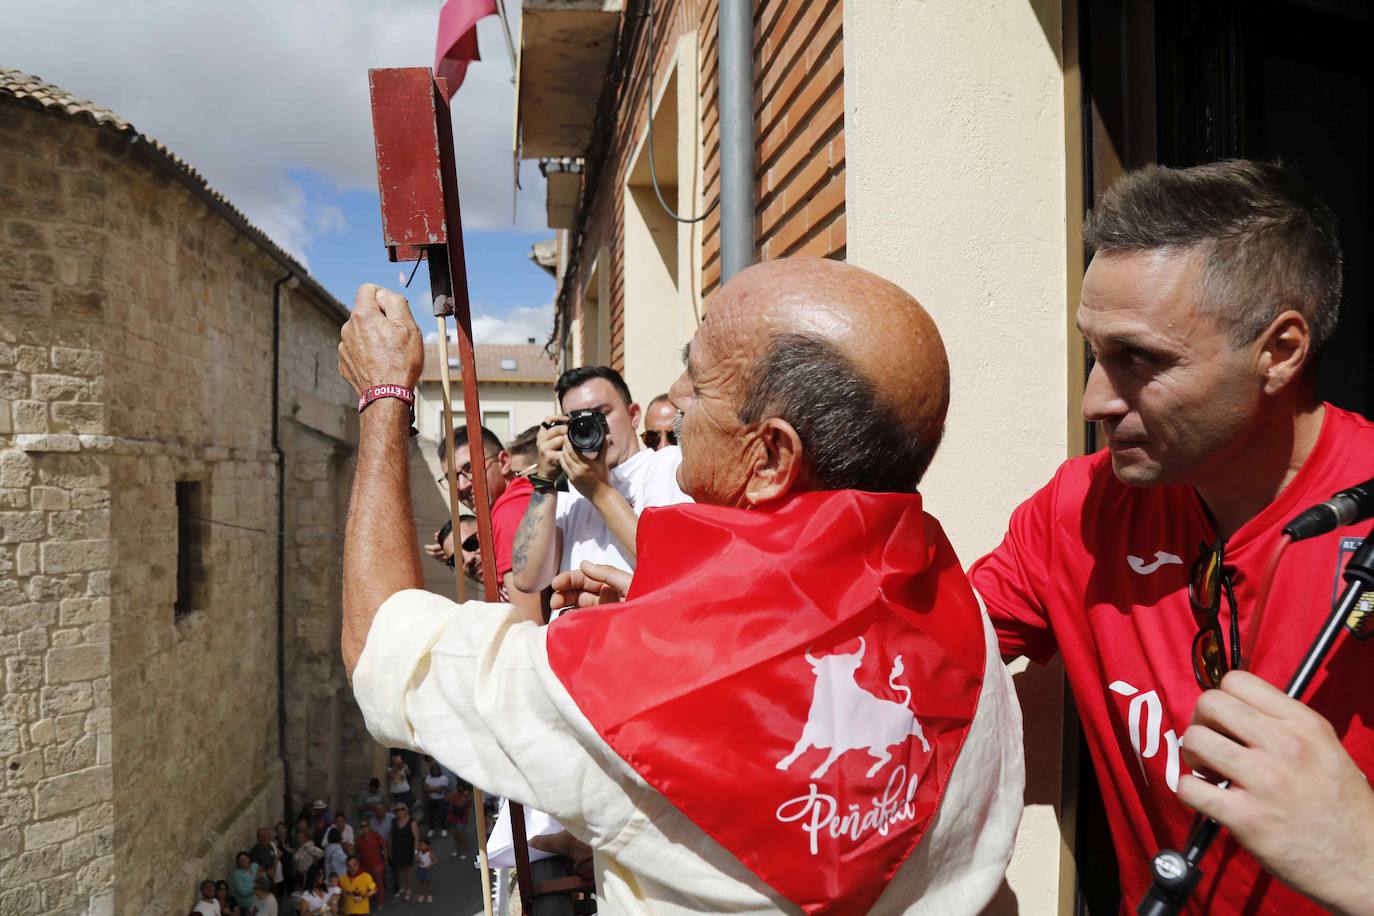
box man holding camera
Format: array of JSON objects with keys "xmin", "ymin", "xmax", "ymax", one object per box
[{"xmin": 510, "ymin": 366, "xmax": 688, "ymax": 602}]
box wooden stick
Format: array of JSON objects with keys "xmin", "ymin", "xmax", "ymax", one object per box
[{"xmin": 436, "ymin": 320, "xmax": 495, "ymax": 916}]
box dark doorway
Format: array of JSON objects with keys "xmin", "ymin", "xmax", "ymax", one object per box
[{"xmin": 1077, "ymin": 1, "xmax": 1372, "ymax": 911}]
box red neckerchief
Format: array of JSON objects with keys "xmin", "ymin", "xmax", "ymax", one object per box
[{"xmin": 546, "ymin": 490, "xmax": 986, "ymax": 914}]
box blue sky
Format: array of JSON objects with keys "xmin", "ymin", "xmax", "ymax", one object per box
[
  {"xmin": 292, "ymin": 170, "xmax": 555, "ymax": 341},
  {"xmin": 0, "ymin": 0, "xmax": 556, "ymax": 343}
]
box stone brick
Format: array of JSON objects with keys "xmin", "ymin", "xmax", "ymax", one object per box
[
  {"xmin": 5, "ymin": 749, "xmax": 44, "ymax": 786},
  {"xmin": 0, "ymin": 885, "xmax": 41, "ymax": 916},
  {"xmin": 5, "ymin": 655, "xmax": 42, "ymax": 692},
  {"xmin": 50, "ymin": 347, "xmax": 102, "ymax": 377},
  {"xmin": 28, "ymin": 718, "xmax": 55, "ymax": 745},
  {"xmin": 53, "ymin": 288, "xmax": 106, "ymax": 320},
  {"xmin": 51, "ymin": 401, "xmax": 104, "ymax": 434},
  {"xmin": 40, "ymin": 539, "xmax": 109, "ymax": 573},
  {"xmin": 0, "ymin": 370, "xmax": 27, "ymax": 399},
  {"xmin": 0, "ymin": 510, "xmax": 45, "ymax": 543},
  {"xmin": 15, "ymin": 346, "xmax": 47, "ymax": 374},
  {"xmin": 0, "ymin": 452, "xmax": 34, "ymax": 487},
  {"xmin": 39, "ymin": 875, "xmax": 77, "ymax": 913},
  {"xmin": 71, "ymin": 488, "xmax": 109, "ymax": 509},
  {"xmin": 44, "ymin": 644, "xmax": 108, "ymax": 683},
  {"xmin": 27, "ymin": 575, "xmax": 82, "ymax": 600},
  {"xmin": 0, "ymin": 827, "xmax": 19, "ymax": 860},
  {"xmin": 0, "ymin": 401, "xmax": 10, "ymax": 435},
  {"xmin": 0, "ymin": 488, "xmax": 27, "ymax": 509},
  {"xmin": 17, "ymin": 627, "xmax": 47, "ymax": 653},
  {"xmin": 85, "ymin": 569, "xmax": 110, "ymax": 595},
  {"xmin": 30, "ymin": 373, "xmax": 87, "ymax": 401},
  {"xmin": 5, "ymin": 220, "xmax": 47, "ymax": 247},
  {"xmin": 0, "ymin": 845, "xmax": 62, "ymax": 889},
  {"xmin": 47, "ymin": 508, "xmax": 108, "ymax": 539},
  {"xmin": 16, "ymin": 432, "xmax": 81, "ymax": 452},
  {"xmin": 29, "ymin": 485, "xmax": 69, "ymax": 510},
  {"xmin": 50, "ymin": 628, "xmax": 81, "ymax": 648},
  {"xmin": 4, "ymin": 282, "xmax": 49, "ymax": 317},
  {"xmin": 10, "ymin": 400, "xmax": 47, "ymax": 433},
  {"xmin": 0, "ymin": 726, "xmax": 19, "ymax": 758},
  {"xmin": 42, "ymin": 733, "xmax": 95, "ymax": 772},
  {"xmin": 24, "ymin": 815, "xmax": 77, "ymax": 849},
  {"xmin": 38, "ymin": 683, "xmax": 92, "ymax": 716},
  {"xmin": 59, "ymin": 597, "xmax": 106, "ymax": 626},
  {"xmin": 0, "ymin": 788, "xmax": 34, "ymax": 824},
  {"xmin": 33, "ymin": 765, "xmax": 111, "ymax": 818}
]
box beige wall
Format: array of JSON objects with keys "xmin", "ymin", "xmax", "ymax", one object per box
[
  {"xmin": 844, "ymin": 1, "xmax": 1073, "ymax": 912},
  {"xmin": 415, "ymin": 380, "xmax": 554, "ymax": 447}
]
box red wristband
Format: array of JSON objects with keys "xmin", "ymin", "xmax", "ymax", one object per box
[{"xmin": 358, "ymin": 385, "xmax": 418, "ymax": 437}]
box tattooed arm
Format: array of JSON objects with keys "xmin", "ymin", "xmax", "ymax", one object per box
[{"xmin": 510, "ymin": 487, "xmax": 561, "ymax": 594}]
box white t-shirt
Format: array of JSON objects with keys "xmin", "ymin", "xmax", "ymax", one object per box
[
  {"xmin": 298, "ymin": 890, "xmax": 329, "ymax": 915},
  {"xmin": 423, "ymin": 773, "xmax": 449, "ymax": 799},
  {"xmin": 192, "ymin": 901, "xmax": 221, "ymax": 916},
  {"xmin": 555, "ymin": 445, "xmax": 690, "ymax": 574},
  {"xmin": 249, "ymin": 894, "xmax": 278, "ymax": 916}
]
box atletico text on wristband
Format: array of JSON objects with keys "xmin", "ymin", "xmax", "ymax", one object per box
[{"xmin": 357, "ymin": 384, "xmax": 418, "ymax": 437}]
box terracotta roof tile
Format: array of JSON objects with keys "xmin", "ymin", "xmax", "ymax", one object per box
[{"xmin": 421, "ymin": 341, "xmax": 557, "ymax": 384}]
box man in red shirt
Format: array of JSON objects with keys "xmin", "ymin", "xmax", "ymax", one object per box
[
  {"xmin": 437, "ymin": 425, "xmax": 541, "ymax": 621},
  {"xmin": 972, "ymin": 160, "xmax": 1374, "ymax": 914}
]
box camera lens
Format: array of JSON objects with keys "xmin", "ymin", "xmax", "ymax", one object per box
[{"xmin": 567, "ymin": 410, "xmax": 607, "ymax": 453}]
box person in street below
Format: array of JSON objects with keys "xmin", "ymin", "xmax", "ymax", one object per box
[
  {"xmin": 338, "ymin": 857, "xmax": 378, "ymax": 916},
  {"xmin": 415, "ymin": 838, "xmax": 436, "ymax": 904},
  {"xmin": 509, "ymin": 365, "xmax": 690, "ymax": 601},
  {"xmin": 354, "ymin": 819, "xmax": 388, "ymax": 910},
  {"xmin": 193, "ymin": 879, "xmax": 221, "ymax": 916},
  {"xmin": 435, "ymin": 426, "xmax": 540, "ymax": 619},
  {"xmin": 331, "ymin": 812, "xmax": 354, "ymax": 849},
  {"xmin": 640, "ymin": 393, "xmax": 677, "ymax": 451},
  {"xmin": 385, "ymin": 753, "xmax": 411, "ymax": 809},
  {"xmin": 229, "ymin": 852, "xmax": 262, "ymax": 913},
  {"xmin": 971, "ymin": 159, "xmax": 1374, "ymax": 914},
  {"xmin": 248, "ymin": 876, "xmax": 277, "ymax": 916},
  {"xmin": 389, "ymin": 801, "xmax": 420, "ymax": 901},
  {"xmin": 248, "ymin": 827, "xmax": 277, "ymax": 885},
  {"xmin": 297, "ymin": 866, "xmax": 330, "ymax": 916},
  {"xmin": 422, "ymin": 761, "xmax": 450, "ymax": 838},
  {"xmin": 444, "ymin": 783, "xmax": 471, "ymax": 858},
  {"xmin": 214, "ymin": 879, "xmax": 238, "ymax": 916},
  {"xmin": 338, "ymin": 259, "xmax": 1023, "ymax": 913},
  {"xmin": 323, "ymin": 827, "xmax": 347, "ymax": 881},
  {"xmin": 356, "ymin": 778, "xmax": 384, "ymax": 821}
]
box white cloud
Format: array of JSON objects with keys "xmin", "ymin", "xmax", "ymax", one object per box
[
  {"xmin": 0, "ymin": 0, "xmax": 547, "ymax": 260},
  {"xmin": 425, "ymin": 302, "xmax": 554, "ymax": 345}
]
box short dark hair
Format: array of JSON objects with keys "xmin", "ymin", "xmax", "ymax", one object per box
[
  {"xmin": 326, "ymin": 827, "xmax": 340, "ymax": 845},
  {"xmin": 507, "ymin": 425, "xmax": 540, "ymax": 463},
  {"xmin": 1084, "ymin": 159, "xmax": 1342, "ymax": 351},
  {"xmin": 556, "ymin": 365, "xmax": 633, "ymax": 409},
  {"xmin": 737, "ymin": 333, "xmax": 944, "ymax": 492},
  {"xmin": 346, "ymin": 854, "xmax": 360, "ymax": 866},
  {"xmin": 436, "ymin": 424, "xmax": 504, "ymax": 463}
]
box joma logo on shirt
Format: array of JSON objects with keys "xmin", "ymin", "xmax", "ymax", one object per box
[{"xmin": 1108, "ymin": 680, "xmax": 1196, "ymax": 794}]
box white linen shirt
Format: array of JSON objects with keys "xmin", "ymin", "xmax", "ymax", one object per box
[
  {"xmin": 556, "ymin": 445, "xmax": 691, "ymax": 575},
  {"xmin": 353, "ymin": 589, "xmax": 1024, "ymax": 915}
]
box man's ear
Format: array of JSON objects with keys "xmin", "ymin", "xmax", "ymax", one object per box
[
  {"xmin": 496, "ymin": 450, "xmax": 514, "ymax": 478},
  {"xmin": 627, "ymin": 401, "xmax": 642, "ymax": 430},
  {"xmin": 744, "ymin": 417, "xmax": 806, "ymax": 507},
  {"xmin": 1258, "ymin": 309, "xmax": 1312, "ymax": 395}
]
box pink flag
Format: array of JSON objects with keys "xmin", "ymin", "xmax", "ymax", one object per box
[{"xmin": 434, "ymin": 0, "xmax": 497, "ymax": 98}]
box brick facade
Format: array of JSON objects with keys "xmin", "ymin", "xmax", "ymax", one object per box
[
  {"xmin": 1, "ymin": 84, "xmax": 361, "ymax": 914},
  {"xmin": 560, "ymin": 0, "xmax": 846, "ymax": 365}
]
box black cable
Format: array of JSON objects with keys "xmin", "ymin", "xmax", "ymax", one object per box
[{"xmin": 644, "ymin": 1, "xmax": 719, "ymax": 225}]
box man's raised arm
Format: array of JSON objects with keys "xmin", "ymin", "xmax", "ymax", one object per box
[{"xmin": 339, "ymin": 284, "xmax": 425, "ymax": 678}]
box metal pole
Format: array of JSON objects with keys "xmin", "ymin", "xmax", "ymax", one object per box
[{"xmin": 717, "ymin": 0, "xmax": 754, "ymax": 284}]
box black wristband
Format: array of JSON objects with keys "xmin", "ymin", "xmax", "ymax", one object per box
[{"xmin": 527, "ymin": 473, "xmax": 559, "ymax": 493}]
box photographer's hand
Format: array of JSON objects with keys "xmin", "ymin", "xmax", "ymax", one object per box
[
  {"xmin": 552, "ymin": 561, "xmax": 633, "ymax": 609},
  {"xmin": 561, "ymin": 438, "xmax": 612, "ymax": 499},
  {"xmin": 535, "ymin": 415, "xmax": 568, "ymax": 478},
  {"xmin": 1179, "ymin": 670, "xmax": 1374, "ymax": 915}
]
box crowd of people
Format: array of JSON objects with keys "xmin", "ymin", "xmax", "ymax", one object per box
[
  {"xmin": 337, "ymin": 157, "xmax": 1374, "ymax": 915},
  {"xmin": 189, "ymin": 754, "xmax": 472, "ymax": 914}
]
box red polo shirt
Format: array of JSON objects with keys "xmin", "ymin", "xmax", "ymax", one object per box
[
  {"xmin": 970, "ymin": 403, "xmax": 1374, "ymax": 914},
  {"xmin": 491, "ymin": 475, "xmax": 534, "ymax": 582}
]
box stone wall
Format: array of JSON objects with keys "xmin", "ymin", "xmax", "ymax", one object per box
[{"xmin": 1, "ymin": 98, "xmax": 360, "ymax": 914}]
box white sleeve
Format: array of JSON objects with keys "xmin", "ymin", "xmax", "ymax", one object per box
[{"xmin": 350, "ymin": 589, "xmax": 647, "ymax": 848}]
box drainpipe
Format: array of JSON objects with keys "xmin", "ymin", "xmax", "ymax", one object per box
[
  {"xmin": 718, "ymin": 0, "xmax": 754, "ymax": 284},
  {"xmin": 272, "ymin": 272, "xmax": 299, "ymax": 821}
]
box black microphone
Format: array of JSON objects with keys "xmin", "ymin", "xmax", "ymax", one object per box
[{"xmin": 1282, "ymin": 476, "xmax": 1374, "ymax": 541}]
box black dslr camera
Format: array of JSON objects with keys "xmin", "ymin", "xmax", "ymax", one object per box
[{"xmin": 566, "ymin": 408, "xmax": 610, "ymax": 454}]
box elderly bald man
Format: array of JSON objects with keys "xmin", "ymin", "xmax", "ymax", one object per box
[{"xmin": 339, "ymin": 258, "xmax": 1023, "ymax": 915}]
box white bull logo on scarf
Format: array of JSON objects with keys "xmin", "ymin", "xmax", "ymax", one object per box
[{"xmin": 776, "ymin": 638, "xmax": 931, "ymax": 780}]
